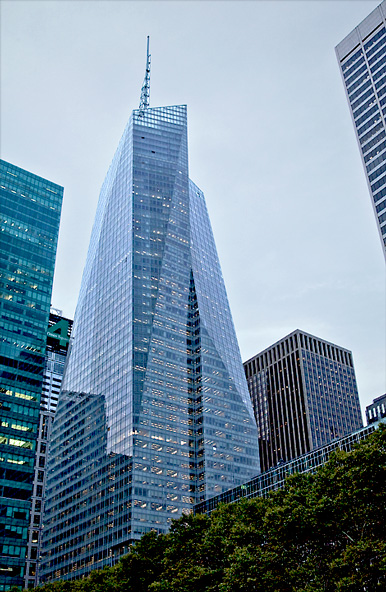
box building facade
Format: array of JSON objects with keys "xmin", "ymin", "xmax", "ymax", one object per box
[
  {"xmin": 41, "ymin": 101, "xmax": 260, "ymax": 581},
  {"xmin": 0, "ymin": 160, "xmax": 63, "ymax": 591},
  {"xmin": 195, "ymin": 420, "xmax": 383, "ymax": 516},
  {"xmin": 24, "ymin": 310, "xmax": 72, "ymax": 589},
  {"xmin": 41, "ymin": 310, "xmax": 73, "ymax": 415},
  {"xmin": 336, "ymin": 0, "xmax": 386, "ymax": 260},
  {"xmin": 366, "ymin": 393, "xmax": 386, "ymax": 424},
  {"xmin": 244, "ymin": 330, "xmax": 363, "ymax": 473}
]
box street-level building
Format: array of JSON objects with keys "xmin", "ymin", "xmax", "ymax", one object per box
[{"xmin": 195, "ymin": 421, "xmax": 383, "ymax": 516}]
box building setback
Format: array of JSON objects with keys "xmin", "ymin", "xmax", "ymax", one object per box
[
  {"xmin": 40, "ymin": 62, "xmax": 260, "ymax": 580},
  {"xmin": 336, "ymin": 0, "xmax": 386, "ymax": 260},
  {"xmin": 0, "ymin": 160, "xmax": 63, "ymax": 592},
  {"xmin": 244, "ymin": 330, "xmax": 363, "ymax": 473},
  {"xmin": 24, "ymin": 310, "xmax": 72, "ymax": 590}
]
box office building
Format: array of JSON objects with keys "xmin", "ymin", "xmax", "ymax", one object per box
[
  {"xmin": 41, "ymin": 310, "xmax": 73, "ymax": 414},
  {"xmin": 244, "ymin": 330, "xmax": 363, "ymax": 472},
  {"xmin": 0, "ymin": 160, "xmax": 63, "ymax": 591},
  {"xmin": 366, "ymin": 393, "xmax": 386, "ymax": 424},
  {"xmin": 41, "ymin": 48, "xmax": 259, "ymax": 582},
  {"xmin": 336, "ymin": 0, "xmax": 386, "ymax": 260},
  {"xmin": 24, "ymin": 310, "xmax": 72, "ymax": 589},
  {"xmin": 195, "ymin": 420, "xmax": 383, "ymax": 516}
]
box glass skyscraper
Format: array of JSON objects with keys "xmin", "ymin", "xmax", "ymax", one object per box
[
  {"xmin": 336, "ymin": 0, "xmax": 386, "ymax": 260},
  {"xmin": 0, "ymin": 160, "xmax": 63, "ymax": 591},
  {"xmin": 244, "ymin": 330, "xmax": 363, "ymax": 473},
  {"xmin": 41, "ymin": 103, "xmax": 260, "ymax": 581}
]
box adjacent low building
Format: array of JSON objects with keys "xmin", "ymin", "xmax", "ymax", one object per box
[
  {"xmin": 195, "ymin": 420, "xmax": 383, "ymax": 516},
  {"xmin": 244, "ymin": 330, "xmax": 363, "ymax": 472},
  {"xmin": 366, "ymin": 393, "xmax": 386, "ymax": 424}
]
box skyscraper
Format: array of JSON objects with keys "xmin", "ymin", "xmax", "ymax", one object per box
[
  {"xmin": 244, "ymin": 330, "xmax": 363, "ymax": 472},
  {"xmin": 41, "ymin": 49, "xmax": 259, "ymax": 582},
  {"xmin": 41, "ymin": 310, "xmax": 73, "ymax": 415},
  {"xmin": 0, "ymin": 160, "xmax": 63, "ymax": 591},
  {"xmin": 24, "ymin": 310, "xmax": 72, "ymax": 590},
  {"xmin": 336, "ymin": 0, "xmax": 386, "ymax": 260}
]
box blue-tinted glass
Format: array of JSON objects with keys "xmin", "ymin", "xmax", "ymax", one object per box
[
  {"xmin": 0, "ymin": 160, "xmax": 63, "ymax": 591},
  {"xmin": 41, "ymin": 105, "xmax": 260, "ymax": 581}
]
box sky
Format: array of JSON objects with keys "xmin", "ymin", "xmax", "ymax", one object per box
[{"xmin": 1, "ymin": 0, "xmax": 385, "ymax": 417}]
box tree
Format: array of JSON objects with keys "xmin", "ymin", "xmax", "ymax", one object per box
[
  {"xmin": 114, "ymin": 530, "xmax": 169, "ymax": 592},
  {"xmin": 28, "ymin": 424, "xmax": 386, "ymax": 591}
]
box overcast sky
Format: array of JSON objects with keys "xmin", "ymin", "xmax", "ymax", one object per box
[{"xmin": 1, "ymin": 0, "xmax": 385, "ymax": 416}]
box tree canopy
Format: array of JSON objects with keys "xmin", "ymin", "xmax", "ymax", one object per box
[{"xmin": 25, "ymin": 424, "xmax": 386, "ymax": 592}]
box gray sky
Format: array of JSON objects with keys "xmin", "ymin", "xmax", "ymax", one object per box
[{"xmin": 1, "ymin": 0, "xmax": 385, "ymax": 417}]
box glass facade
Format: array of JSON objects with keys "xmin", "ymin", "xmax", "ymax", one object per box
[
  {"xmin": 336, "ymin": 0, "xmax": 386, "ymax": 260},
  {"xmin": 41, "ymin": 104, "xmax": 260, "ymax": 582},
  {"xmin": 244, "ymin": 330, "xmax": 363, "ymax": 472},
  {"xmin": 195, "ymin": 421, "xmax": 382, "ymax": 516},
  {"xmin": 0, "ymin": 160, "xmax": 63, "ymax": 591}
]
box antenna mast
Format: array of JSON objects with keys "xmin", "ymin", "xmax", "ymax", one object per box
[{"xmin": 139, "ymin": 36, "xmax": 151, "ymax": 114}]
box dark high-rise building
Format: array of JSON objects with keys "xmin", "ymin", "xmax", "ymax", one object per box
[
  {"xmin": 24, "ymin": 310, "xmax": 72, "ymax": 590},
  {"xmin": 336, "ymin": 0, "xmax": 386, "ymax": 260},
  {"xmin": 0, "ymin": 160, "xmax": 63, "ymax": 591},
  {"xmin": 244, "ymin": 330, "xmax": 363, "ymax": 473},
  {"xmin": 366, "ymin": 393, "xmax": 386, "ymax": 424},
  {"xmin": 41, "ymin": 49, "xmax": 259, "ymax": 582}
]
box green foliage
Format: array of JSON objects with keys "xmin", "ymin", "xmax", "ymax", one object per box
[
  {"xmin": 32, "ymin": 580, "xmax": 82, "ymax": 592},
  {"xmin": 30, "ymin": 424, "xmax": 386, "ymax": 592},
  {"xmin": 115, "ymin": 530, "xmax": 169, "ymax": 591}
]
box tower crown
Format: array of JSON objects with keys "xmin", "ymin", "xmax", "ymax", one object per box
[{"xmin": 139, "ymin": 36, "xmax": 151, "ymax": 113}]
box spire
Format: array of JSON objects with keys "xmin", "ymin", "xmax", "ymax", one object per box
[{"xmin": 139, "ymin": 36, "xmax": 151, "ymax": 114}]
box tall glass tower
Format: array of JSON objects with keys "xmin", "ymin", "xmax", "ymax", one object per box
[
  {"xmin": 0, "ymin": 160, "xmax": 63, "ymax": 591},
  {"xmin": 336, "ymin": 0, "xmax": 386, "ymax": 260},
  {"xmin": 41, "ymin": 60, "xmax": 260, "ymax": 581}
]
